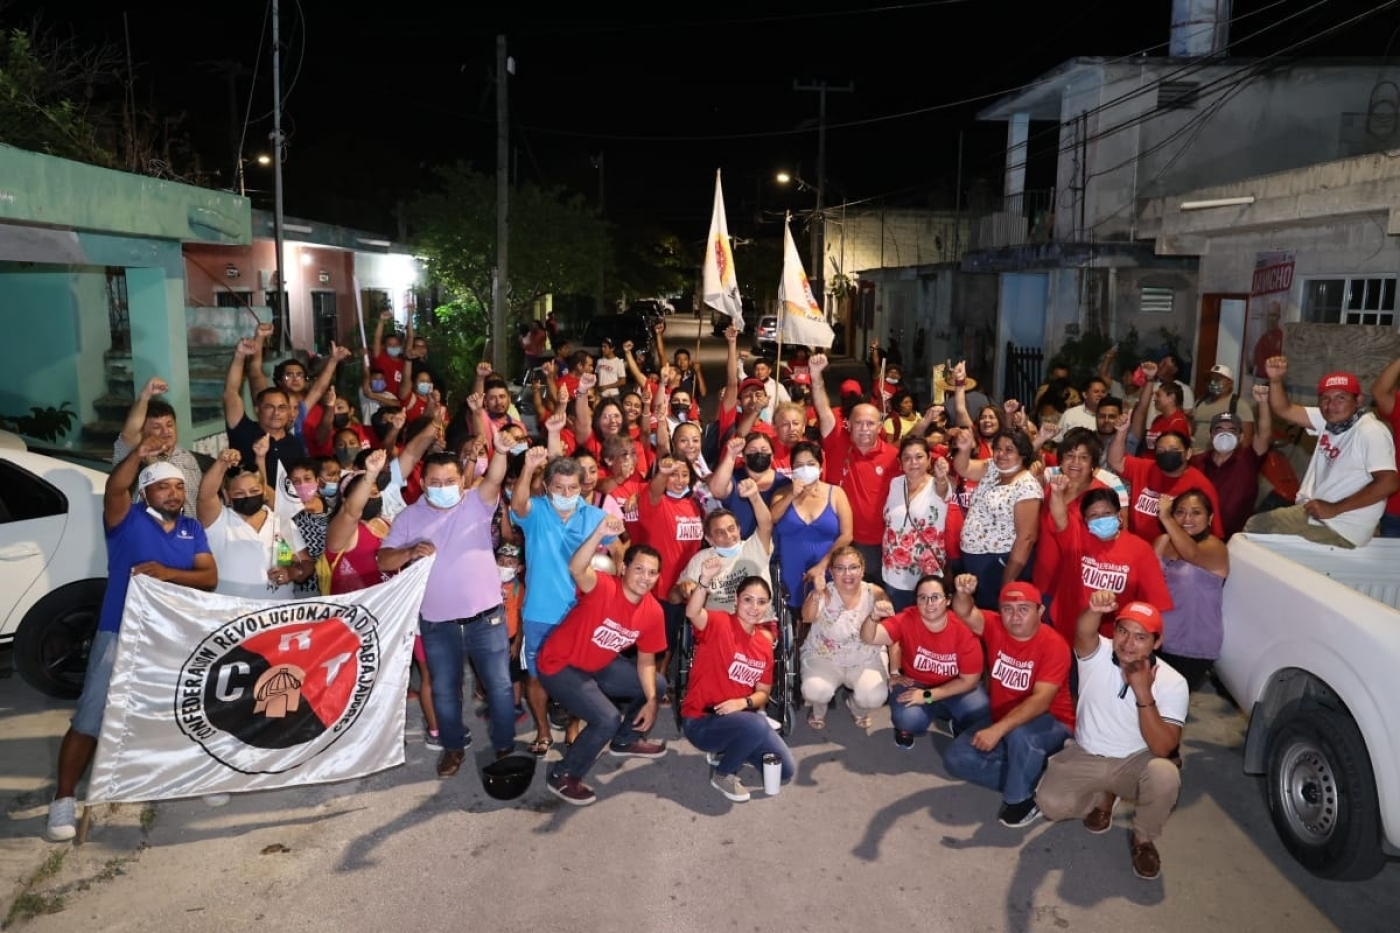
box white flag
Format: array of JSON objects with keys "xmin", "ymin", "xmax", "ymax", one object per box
[
  {"xmin": 86, "ymin": 558, "xmax": 433, "ymax": 804},
  {"xmin": 702, "ymin": 169, "xmax": 744, "ymax": 332},
  {"xmin": 778, "ymin": 215, "xmax": 835, "ymax": 349}
]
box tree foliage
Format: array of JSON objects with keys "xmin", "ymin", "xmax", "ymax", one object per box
[
  {"xmin": 612, "ymin": 224, "xmax": 693, "ymax": 304},
  {"xmin": 406, "ymin": 162, "xmax": 612, "ymax": 318}
]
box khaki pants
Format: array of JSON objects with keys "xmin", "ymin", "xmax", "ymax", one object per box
[
  {"xmin": 1243, "ymin": 504, "xmax": 1356, "ymax": 548},
  {"xmin": 1035, "ymin": 742, "xmax": 1181, "ymax": 842}
]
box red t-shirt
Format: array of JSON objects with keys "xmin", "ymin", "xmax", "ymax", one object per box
[
  {"xmin": 605, "ymin": 475, "xmax": 646, "ymax": 542},
  {"xmin": 681, "ymin": 610, "xmax": 775, "ymax": 719},
  {"xmin": 537, "ymin": 573, "xmax": 666, "ymax": 676},
  {"xmin": 880, "ymin": 609, "xmax": 984, "ymax": 687},
  {"xmin": 1119, "ymin": 456, "xmax": 1224, "ymax": 544},
  {"xmin": 1031, "ymin": 479, "xmax": 1109, "ymax": 592},
  {"xmin": 303, "ymin": 406, "xmax": 374, "ymax": 458},
  {"xmin": 637, "ymin": 491, "xmax": 705, "ymax": 600},
  {"xmin": 978, "ymin": 610, "xmax": 1075, "ymax": 730},
  {"xmin": 372, "ymin": 351, "xmax": 406, "ymax": 393},
  {"xmin": 717, "ymin": 405, "xmax": 778, "ymax": 445},
  {"xmin": 1146, "ymin": 410, "xmax": 1191, "ymax": 450},
  {"xmin": 586, "ymin": 433, "xmax": 655, "ymax": 479},
  {"xmin": 1047, "ymin": 518, "xmax": 1174, "ymax": 644},
  {"xmin": 821, "ymin": 422, "xmax": 898, "ymax": 545}
]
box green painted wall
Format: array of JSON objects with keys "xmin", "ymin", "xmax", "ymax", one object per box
[
  {"xmin": 0, "ymin": 268, "xmax": 107, "ymax": 432},
  {"xmin": 0, "ymin": 144, "xmax": 249, "ymax": 244}
]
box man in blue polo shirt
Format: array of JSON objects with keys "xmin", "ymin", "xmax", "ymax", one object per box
[
  {"xmin": 510, "ymin": 450, "xmax": 615, "ymax": 757},
  {"xmin": 47, "ymin": 447, "xmax": 217, "ymax": 842}
]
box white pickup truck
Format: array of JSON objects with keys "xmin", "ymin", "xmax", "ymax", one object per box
[{"xmin": 1217, "ymin": 534, "xmax": 1400, "ymax": 880}]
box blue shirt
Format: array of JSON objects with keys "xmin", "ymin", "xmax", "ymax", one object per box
[
  {"xmin": 512, "ymin": 498, "xmax": 611, "ymax": 626},
  {"xmin": 99, "ymin": 507, "xmax": 211, "ymax": 633},
  {"xmin": 721, "ymin": 468, "xmax": 791, "ymax": 539}
]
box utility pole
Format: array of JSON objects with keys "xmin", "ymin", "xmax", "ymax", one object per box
[
  {"xmin": 271, "ymin": 0, "xmax": 288, "ymax": 351},
  {"xmin": 594, "ymin": 151, "xmax": 606, "ymax": 317},
  {"xmin": 794, "ymin": 79, "xmax": 852, "ymax": 315},
  {"xmin": 493, "ymin": 36, "xmax": 510, "ymax": 374}
]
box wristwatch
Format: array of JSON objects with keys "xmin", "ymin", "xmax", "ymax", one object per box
[
  {"xmin": 923, "ymin": 689, "xmax": 934, "ymax": 704},
  {"xmin": 744, "ymin": 696, "xmax": 755, "ymax": 711}
]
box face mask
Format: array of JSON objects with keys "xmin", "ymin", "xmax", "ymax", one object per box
[
  {"xmin": 360, "ymin": 497, "xmax": 383, "ymax": 521},
  {"xmin": 415, "ymin": 383, "xmax": 432, "ymax": 396},
  {"xmin": 670, "ymin": 404, "xmax": 689, "ymax": 420},
  {"xmin": 1212, "ymin": 432, "xmax": 1239, "ymax": 454},
  {"xmin": 229, "ymin": 494, "xmax": 264, "ymax": 516},
  {"xmin": 320, "ymin": 483, "xmax": 339, "ymax": 498},
  {"xmin": 332, "ymin": 413, "xmax": 350, "ymax": 429},
  {"xmin": 371, "ymin": 379, "xmax": 387, "ymax": 393},
  {"xmin": 1324, "ymin": 411, "xmax": 1362, "ymax": 435},
  {"xmin": 792, "ymin": 464, "xmax": 821, "ymax": 485},
  {"xmin": 498, "ymin": 566, "xmax": 517, "ymax": 583},
  {"xmin": 509, "ymin": 442, "xmax": 528, "ymax": 456},
  {"xmin": 550, "ymin": 492, "xmax": 580, "ymax": 512},
  {"xmin": 1154, "ymin": 450, "xmax": 1184, "ymax": 472},
  {"xmin": 1207, "ymin": 380, "xmax": 1224, "ymax": 397},
  {"xmin": 714, "ymin": 543, "xmax": 741, "ymax": 559},
  {"xmin": 293, "ymin": 482, "xmax": 319, "ymax": 503},
  {"xmin": 665, "ymin": 488, "xmax": 691, "ymax": 500},
  {"xmin": 744, "ymin": 452, "xmax": 772, "ymax": 473},
  {"xmin": 474, "ymin": 456, "xmax": 489, "ymax": 477},
  {"xmin": 1087, "ymin": 515, "xmax": 1120, "ymax": 541},
  {"xmin": 886, "ymin": 376, "xmax": 901, "ymax": 385},
  {"xmin": 146, "ymin": 504, "xmax": 181, "ymax": 523},
  {"xmin": 426, "ymin": 485, "xmax": 462, "ymax": 509},
  {"xmin": 386, "ymin": 346, "xmax": 402, "ymax": 358},
  {"xmin": 336, "ymin": 448, "xmax": 359, "ymax": 467}
]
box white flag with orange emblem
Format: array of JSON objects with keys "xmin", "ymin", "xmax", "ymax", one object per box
[
  {"xmin": 702, "ymin": 169, "xmax": 744, "ymax": 331},
  {"xmin": 778, "ymin": 214, "xmax": 835, "ymax": 349}
]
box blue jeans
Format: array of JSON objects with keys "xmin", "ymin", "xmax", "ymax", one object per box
[
  {"xmin": 889, "ymin": 682, "xmax": 990, "ymax": 736},
  {"xmin": 1379, "ymin": 513, "xmax": 1400, "ymax": 538},
  {"xmin": 885, "ymin": 585, "xmax": 916, "ymax": 614},
  {"xmin": 960, "ymin": 551, "xmax": 1008, "ymax": 610},
  {"xmin": 539, "ymin": 658, "xmax": 666, "ymax": 782},
  {"xmin": 941, "ymin": 711, "xmax": 1071, "ymax": 804},
  {"xmin": 420, "ymin": 608, "xmax": 515, "ymax": 754},
  {"xmin": 684, "ymin": 712, "xmax": 795, "ymax": 781}
]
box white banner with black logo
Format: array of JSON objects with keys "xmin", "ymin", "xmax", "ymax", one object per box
[{"xmin": 87, "ymin": 557, "xmax": 432, "ymax": 804}]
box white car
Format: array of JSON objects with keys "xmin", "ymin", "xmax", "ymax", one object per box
[{"xmin": 0, "ymin": 442, "xmax": 109, "ymax": 697}]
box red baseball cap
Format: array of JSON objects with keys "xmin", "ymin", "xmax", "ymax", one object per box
[
  {"xmin": 1317, "ymin": 372, "xmax": 1361, "ymax": 396},
  {"xmin": 999, "ymin": 582, "xmax": 1042, "ymax": 606},
  {"xmin": 738, "ymin": 377, "xmax": 767, "ymax": 396},
  {"xmin": 840, "ymin": 379, "xmax": 863, "ymax": 396},
  {"xmin": 1116, "ymin": 601, "xmax": 1163, "ymax": 635}
]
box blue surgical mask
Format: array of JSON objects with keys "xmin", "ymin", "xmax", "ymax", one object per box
[
  {"xmin": 386, "ymin": 346, "xmax": 402, "ymax": 358},
  {"xmin": 1087, "ymin": 515, "xmax": 1120, "ymax": 541},
  {"xmin": 426, "ymin": 485, "xmax": 462, "ymax": 509},
  {"xmin": 550, "ymin": 492, "xmax": 580, "ymax": 512},
  {"xmin": 714, "ymin": 543, "xmax": 741, "ymax": 559},
  {"xmin": 371, "ymin": 379, "xmax": 386, "ymax": 393},
  {"xmin": 415, "ymin": 382, "xmax": 432, "ymax": 396},
  {"xmin": 665, "ymin": 489, "xmax": 691, "ymax": 500},
  {"xmin": 320, "ymin": 483, "xmax": 339, "ymax": 498},
  {"xmin": 509, "ymin": 443, "xmax": 528, "ymax": 456}
]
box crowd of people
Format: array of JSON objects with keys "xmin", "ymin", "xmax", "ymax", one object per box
[{"xmin": 47, "ymin": 311, "xmax": 1400, "ymax": 881}]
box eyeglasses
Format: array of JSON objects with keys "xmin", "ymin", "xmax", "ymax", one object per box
[
  {"xmin": 831, "ymin": 564, "xmax": 863, "ymax": 573},
  {"xmin": 916, "ymin": 594, "xmax": 946, "ymax": 604}
]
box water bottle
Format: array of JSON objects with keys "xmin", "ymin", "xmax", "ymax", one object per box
[{"xmin": 275, "ymin": 535, "xmax": 294, "ymax": 571}]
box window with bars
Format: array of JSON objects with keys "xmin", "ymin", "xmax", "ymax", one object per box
[
  {"xmin": 1156, "ymin": 81, "xmax": 1199, "ymax": 111},
  {"xmin": 1140, "ymin": 286, "xmax": 1174, "ymax": 314},
  {"xmin": 215, "ymin": 290, "xmax": 252, "ymax": 308},
  {"xmin": 1302, "ymin": 277, "xmax": 1396, "ymax": 327}
]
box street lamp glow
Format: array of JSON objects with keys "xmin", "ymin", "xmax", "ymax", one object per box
[
  {"xmin": 776, "ymin": 171, "xmax": 792, "ymax": 185},
  {"xmin": 256, "ymin": 154, "xmax": 272, "ymax": 166}
]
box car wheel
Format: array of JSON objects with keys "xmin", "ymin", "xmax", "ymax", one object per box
[
  {"xmin": 1266, "ymin": 705, "xmax": 1386, "ymax": 880},
  {"xmin": 12, "ymin": 579, "xmax": 105, "ymax": 699}
]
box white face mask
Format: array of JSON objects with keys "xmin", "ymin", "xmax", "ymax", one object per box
[
  {"xmin": 1212, "ymin": 432, "xmax": 1239, "ymax": 454},
  {"xmin": 792, "ymin": 464, "xmax": 821, "ymax": 485},
  {"xmin": 498, "ymin": 566, "xmax": 517, "ymax": 583}
]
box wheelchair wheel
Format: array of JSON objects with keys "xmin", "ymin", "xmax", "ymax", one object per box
[
  {"xmin": 670, "ymin": 617, "xmax": 694, "ymax": 732},
  {"xmin": 767, "ymin": 601, "xmax": 798, "ymax": 737}
]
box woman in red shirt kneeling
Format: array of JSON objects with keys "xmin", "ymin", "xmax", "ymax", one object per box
[{"xmin": 682, "ymin": 556, "xmax": 795, "ymax": 803}]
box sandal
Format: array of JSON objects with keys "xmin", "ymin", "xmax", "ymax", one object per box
[
  {"xmin": 527, "ymin": 736, "xmax": 554, "ymax": 757},
  {"xmin": 845, "ymin": 696, "xmax": 872, "ymax": 729},
  {"xmin": 806, "ymin": 706, "xmax": 826, "ymax": 730}
]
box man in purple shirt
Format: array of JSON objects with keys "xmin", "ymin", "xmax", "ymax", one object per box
[{"xmin": 380, "ymin": 433, "xmax": 515, "ymax": 776}]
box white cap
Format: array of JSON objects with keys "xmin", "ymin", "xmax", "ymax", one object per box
[
  {"xmin": 1209, "ymin": 364, "xmax": 1235, "ymax": 382},
  {"xmin": 138, "ymin": 461, "xmax": 184, "ymax": 492}
]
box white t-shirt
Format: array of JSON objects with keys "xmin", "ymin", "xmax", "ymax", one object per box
[
  {"xmin": 1144, "ymin": 379, "xmax": 1196, "ymax": 422},
  {"xmin": 595, "ymin": 356, "xmax": 628, "ymax": 396},
  {"xmin": 1054, "ymin": 404, "xmax": 1098, "ymax": 441},
  {"xmin": 1075, "ymin": 636, "xmax": 1188, "ymax": 759},
  {"xmin": 1297, "ymin": 409, "xmax": 1396, "ymax": 547},
  {"xmin": 206, "ymin": 506, "xmax": 308, "ymax": 600},
  {"xmin": 677, "ymin": 535, "xmax": 773, "ymax": 615}
]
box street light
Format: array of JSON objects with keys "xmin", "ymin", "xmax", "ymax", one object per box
[
  {"xmin": 776, "ymin": 170, "xmax": 822, "ymax": 307},
  {"xmin": 256, "ymin": 153, "xmax": 272, "ymax": 166}
]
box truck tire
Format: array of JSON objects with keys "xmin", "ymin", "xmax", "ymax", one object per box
[
  {"xmin": 1266, "ymin": 706, "xmax": 1386, "ymax": 880},
  {"xmin": 11, "ymin": 579, "xmax": 105, "ymax": 699}
]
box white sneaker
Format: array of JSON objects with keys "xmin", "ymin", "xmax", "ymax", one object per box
[
  {"xmin": 202, "ymin": 793, "xmax": 231, "ymax": 807},
  {"xmin": 710, "ymin": 771, "xmax": 751, "ymax": 803},
  {"xmin": 705, "ymin": 751, "xmax": 721, "ymax": 767},
  {"xmin": 46, "ymin": 797, "xmax": 77, "ymax": 841}
]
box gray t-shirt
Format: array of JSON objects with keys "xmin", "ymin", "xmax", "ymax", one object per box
[
  {"xmin": 678, "ymin": 535, "xmax": 773, "ymax": 615},
  {"xmin": 113, "ymin": 437, "xmax": 204, "ymax": 518}
]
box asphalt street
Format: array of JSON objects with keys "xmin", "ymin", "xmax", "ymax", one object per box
[{"xmin": 1, "ymin": 316, "xmax": 1396, "ymax": 931}]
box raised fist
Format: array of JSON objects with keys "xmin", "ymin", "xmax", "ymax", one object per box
[
  {"xmin": 577, "ymin": 372, "xmax": 598, "ymax": 392},
  {"xmin": 331, "ymin": 342, "xmax": 352, "ymax": 362},
  {"xmin": 1264, "ymin": 356, "xmax": 1288, "ymax": 381},
  {"xmin": 1087, "ymin": 589, "xmax": 1118, "ymax": 615},
  {"xmin": 809, "ymin": 353, "xmax": 828, "ymax": 374},
  {"xmin": 218, "ymin": 447, "xmax": 242, "ymax": 466},
  {"xmin": 251, "ymin": 434, "xmax": 270, "ymax": 458},
  {"xmin": 365, "ymin": 449, "xmax": 388, "ymax": 475},
  {"xmin": 256, "ymin": 322, "xmax": 275, "ymax": 339},
  {"xmin": 477, "ymin": 361, "xmax": 494, "ymax": 378},
  {"xmin": 954, "ymin": 573, "xmax": 977, "ymax": 595},
  {"xmin": 524, "ymin": 446, "xmax": 550, "ymax": 470},
  {"xmin": 142, "ymin": 376, "xmax": 169, "ymax": 398},
  {"xmin": 736, "ymin": 477, "xmax": 758, "ymax": 499}
]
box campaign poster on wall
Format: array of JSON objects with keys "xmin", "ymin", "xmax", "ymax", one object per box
[{"xmin": 1242, "ymin": 250, "xmax": 1295, "ymax": 380}]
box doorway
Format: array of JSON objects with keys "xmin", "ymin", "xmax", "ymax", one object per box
[{"xmin": 1195, "ymin": 293, "xmax": 1249, "ymax": 397}]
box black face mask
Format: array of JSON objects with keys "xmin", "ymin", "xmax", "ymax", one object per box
[
  {"xmin": 336, "ymin": 448, "xmax": 359, "ymax": 467},
  {"xmin": 1154, "ymin": 450, "xmax": 1184, "ymax": 473},
  {"xmin": 229, "ymin": 494, "xmax": 265, "ymax": 516},
  {"xmin": 744, "ymin": 452, "xmax": 773, "ymax": 473},
  {"xmin": 670, "ymin": 403, "xmax": 689, "ymax": 418},
  {"xmin": 360, "ymin": 497, "xmax": 383, "ymax": 521},
  {"xmin": 332, "ymin": 413, "xmax": 350, "ymax": 429}
]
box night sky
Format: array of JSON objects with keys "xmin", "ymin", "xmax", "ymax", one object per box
[{"xmin": 8, "ymin": 0, "xmax": 1399, "ymax": 238}]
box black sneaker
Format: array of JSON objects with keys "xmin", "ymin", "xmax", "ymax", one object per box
[
  {"xmin": 998, "ymin": 798, "xmax": 1042, "ymax": 828},
  {"xmin": 893, "ymin": 730, "xmax": 915, "ymax": 749}
]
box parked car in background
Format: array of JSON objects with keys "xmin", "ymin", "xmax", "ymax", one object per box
[
  {"xmin": 0, "ymin": 436, "xmax": 109, "ymax": 698},
  {"xmin": 1216, "ymin": 533, "xmax": 1400, "ymax": 881},
  {"xmin": 753, "ymin": 315, "xmax": 779, "ymax": 355}
]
